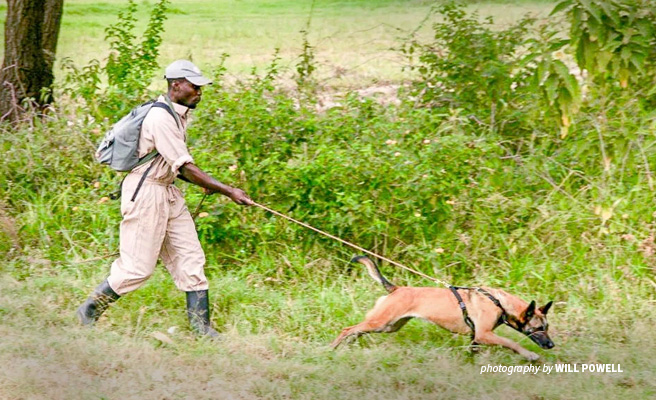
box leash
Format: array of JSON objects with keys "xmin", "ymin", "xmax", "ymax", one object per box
[
  {"xmin": 251, "ymin": 201, "xmax": 451, "ymax": 287},
  {"xmin": 251, "ymin": 201, "xmax": 516, "ymax": 339}
]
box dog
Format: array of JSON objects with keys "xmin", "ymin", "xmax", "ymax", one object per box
[{"xmin": 331, "ymin": 256, "xmax": 554, "ymax": 360}]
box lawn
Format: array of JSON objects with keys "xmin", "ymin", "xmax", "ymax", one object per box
[{"xmin": 0, "ymin": 0, "xmax": 555, "ymax": 87}]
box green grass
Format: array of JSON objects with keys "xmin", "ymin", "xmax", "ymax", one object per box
[
  {"xmin": 0, "ymin": 0, "xmax": 555, "ymax": 87},
  {"xmin": 1, "ymin": 259, "xmax": 654, "ymax": 399}
]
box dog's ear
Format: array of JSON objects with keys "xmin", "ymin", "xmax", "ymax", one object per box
[
  {"xmin": 523, "ymin": 300, "xmax": 536, "ymax": 320},
  {"xmin": 539, "ymin": 301, "xmax": 553, "ymax": 315}
]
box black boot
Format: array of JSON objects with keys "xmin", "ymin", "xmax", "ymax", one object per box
[
  {"xmin": 186, "ymin": 290, "xmax": 220, "ymax": 338},
  {"xmin": 76, "ymin": 280, "xmax": 120, "ymax": 325}
]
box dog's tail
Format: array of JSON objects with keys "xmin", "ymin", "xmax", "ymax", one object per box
[{"xmin": 351, "ymin": 255, "xmax": 397, "ymax": 293}]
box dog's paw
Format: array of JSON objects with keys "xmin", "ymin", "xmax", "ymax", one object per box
[{"xmin": 525, "ymin": 351, "xmax": 540, "ymax": 361}]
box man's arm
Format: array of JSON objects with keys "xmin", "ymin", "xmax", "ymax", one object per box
[{"xmin": 179, "ymin": 163, "xmax": 253, "ymax": 205}]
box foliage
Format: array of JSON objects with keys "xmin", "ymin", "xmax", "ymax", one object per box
[
  {"xmin": 553, "ymin": 0, "xmax": 656, "ymax": 90},
  {"xmin": 400, "ymin": 3, "xmax": 538, "ymax": 134},
  {"xmin": 400, "ymin": 2, "xmax": 589, "ymax": 140},
  {"xmin": 105, "ymin": 0, "xmax": 168, "ymax": 95},
  {"xmin": 295, "ymin": 0, "xmax": 318, "ymax": 88},
  {"xmin": 60, "ymin": 0, "xmax": 170, "ymax": 119},
  {"xmin": 523, "ymin": 24, "xmax": 582, "ymax": 138}
]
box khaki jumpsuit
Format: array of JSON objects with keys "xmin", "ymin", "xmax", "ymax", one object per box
[{"xmin": 107, "ymin": 95, "xmax": 208, "ymax": 295}]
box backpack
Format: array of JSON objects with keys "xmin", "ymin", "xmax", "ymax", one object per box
[
  {"xmin": 96, "ymin": 98, "xmax": 182, "ymax": 201},
  {"xmin": 95, "ymin": 100, "xmax": 178, "ymax": 172}
]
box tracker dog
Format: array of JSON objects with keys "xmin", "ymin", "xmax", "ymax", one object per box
[{"xmin": 331, "ymin": 256, "xmax": 554, "ymax": 360}]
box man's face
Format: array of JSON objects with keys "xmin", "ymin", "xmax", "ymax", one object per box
[{"xmin": 172, "ymin": 79, "xmax": 202, "ymax": 109}]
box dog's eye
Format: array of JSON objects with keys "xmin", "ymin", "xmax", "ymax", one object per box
[{"xmin": 525, "ymin": 326, "xmax": 546, "ymax": 335}]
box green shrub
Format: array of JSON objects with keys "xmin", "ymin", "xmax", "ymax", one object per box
[{"xmin": 61, "ymin": 0, "xmax": 169, "ymax": 119}]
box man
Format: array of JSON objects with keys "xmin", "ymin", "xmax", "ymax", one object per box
[{"xmin": 77, "ymin": 60, "xmax": 252, "ymax": 337}]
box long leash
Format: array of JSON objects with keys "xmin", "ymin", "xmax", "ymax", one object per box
[
  {"xmin": 74, "ymin": 196, "xmax": 450, "ymax": 288},
  {"xmin": 251, "ymin": 201, "xmax": 451, "ymax": 287}
]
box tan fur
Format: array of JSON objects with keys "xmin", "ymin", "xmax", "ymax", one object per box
[{"xmin": 331, "ymin": 257, "xmax": 554, "ymax": 361}]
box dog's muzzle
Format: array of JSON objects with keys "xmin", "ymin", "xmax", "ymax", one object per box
[{"xmin": 528, "ymin": 331, "xmax": 555, "ymax": 349}]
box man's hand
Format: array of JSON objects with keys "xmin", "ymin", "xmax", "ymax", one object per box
[
  {"xmin": 228, "ymin": 187, "xmax": 254, "ymax": 206},
  {"xmin": 180, "ymin": 163, "xmax": 253, "ymax": 206}
]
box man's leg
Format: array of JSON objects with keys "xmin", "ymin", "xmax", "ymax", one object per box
[
  {"xmin": 160, "ymin": 187, "xmax": 217, "ymax": 337},
  {"xmin": 77, "ymin": 179, "xmax": 168, "ymax": 325}
]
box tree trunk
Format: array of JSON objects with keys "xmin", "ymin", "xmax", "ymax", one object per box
[{"xmin": 0, "ymin": 0, "xmax": 64, "ymax": 122}]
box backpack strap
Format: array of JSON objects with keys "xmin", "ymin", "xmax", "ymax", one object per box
[{"xmin": 130, "ymin": 100, "xmax": 182, "ymax": 202}]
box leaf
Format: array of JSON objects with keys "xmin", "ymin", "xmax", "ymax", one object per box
[
  {"xmin": 597, "ymin": 1, "xmax": 621, "ymax": 26},
  {"xmin": 595, "ymin": 50, "xmax": 613, "ymax": 72},
  {"xmin": 586, "ymin": 17, "xmax": 603, "ymax": 43},
  {"xmin": 630, "ymin": 53, "xmax": 646, "ymax": 73},
  {"xmin": 552, "ymin": 60, "xmax": 580, "ymax": 100},
  {"xmin": 580, "ymin": 0, "xmax": 603, "ymax": 23},
  {"xmin": 537, "ymin": 59, "xmax": 550, "ymax": 86},
  {"xmin": 548, "ymin": 39, "xmax": 570, "ymax": 51},
  {"xmin": 519, "ymin": 52, "xmax": 539, "ymax": 68},
  {"xmin": 550, "ymin": 0, "xmax": 574, "ymax": 16},
  {"xmin": 544, "ymin": 74, "xmax": 559, "ymax": 105}
]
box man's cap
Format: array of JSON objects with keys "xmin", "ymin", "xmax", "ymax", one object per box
[{"xmin": 164, "ymin": 60, "xmax": 212, "ymax": 86}]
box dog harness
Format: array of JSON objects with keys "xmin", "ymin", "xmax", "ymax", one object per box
[{"xmin": 449, "ymin": 286, "xmax": 514, "ymax": 339}]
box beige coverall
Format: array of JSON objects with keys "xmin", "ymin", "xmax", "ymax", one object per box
[{"xmin": 107, "ymin": 95, "xmax": 208, "ymax": 295}]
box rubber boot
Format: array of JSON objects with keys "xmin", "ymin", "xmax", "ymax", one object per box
[
  {"xmin": 76, "ymin": 280, "xmax": 120, "ymax": 325},
  {"xmin": 186, "ymin": 290, "xmax": 220, "ymax": 338}
]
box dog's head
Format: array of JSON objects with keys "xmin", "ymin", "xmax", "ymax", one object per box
[{"xmin": 518, "ymin": 300, "xmax": 554, "ymax": 349}]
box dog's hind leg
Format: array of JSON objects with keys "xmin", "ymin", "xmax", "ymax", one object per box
[{"xmin": 330, "ymin": 316, "xmax": 413, "ymax": 349}]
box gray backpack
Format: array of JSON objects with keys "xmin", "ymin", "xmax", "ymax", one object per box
[
  {"xmin": 95, "ymin": 100, "xmax": 178, "ymax": 171},
  {"xmin": 96, "ymin": 99, "xmax": 181, "ymax": 201}
]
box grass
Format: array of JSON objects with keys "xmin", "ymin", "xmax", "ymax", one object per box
[
  {"xmin": 1, "ymin": 259, "xmax": 655, "ymax": 399},
  {"xmin": 0, "ymin": 0, "xmax": 556, "ymax": 88}
]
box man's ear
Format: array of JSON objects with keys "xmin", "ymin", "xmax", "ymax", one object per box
[
  {"xmin": 523, "ymin": 300, "xmax": 536, "ymax": 320},
  {"xmin": 539, "ymin": 301, "xmax": 553, "ymax": 315}
]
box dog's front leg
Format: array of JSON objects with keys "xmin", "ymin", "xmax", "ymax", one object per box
[{"xmin": 474, "ymin": 332, "xmax": 540, "ymax": 361}]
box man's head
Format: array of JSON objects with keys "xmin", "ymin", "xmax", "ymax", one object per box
[{"xmin": 164, "ymin": 60, "xmax": 212, "ymax": 109}]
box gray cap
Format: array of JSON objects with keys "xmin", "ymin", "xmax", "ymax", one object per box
[{"xmin": 164, "ymin": 60, "xmax": 212, "ymax": 86}]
